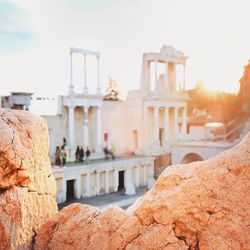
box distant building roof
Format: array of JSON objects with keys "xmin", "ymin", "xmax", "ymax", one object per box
[{"xmin": 10, "ymin": 92, "xmax": 33, "ymax": 96}]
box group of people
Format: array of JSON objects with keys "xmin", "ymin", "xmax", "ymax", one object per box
[
  {"xmin": 54, "ymin": 138, "xmax": 68, "ymax": 166},
  {"xmin": 75, "ymin": 146, "xmax": 91, "ymax": 163},
  {"xmin": 103, "ymin": 143, "xmax": 116, "ymax": 160},
  {"xmin": 54, "ymin": 138, "xmax": 116, "ymax": 166}
]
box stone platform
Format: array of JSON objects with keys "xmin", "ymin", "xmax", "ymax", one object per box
[{"xmin": 53, "ymin": 156, "xmax": 155, "ymax": 204}]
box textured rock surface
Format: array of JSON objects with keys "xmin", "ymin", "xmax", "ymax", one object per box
[
  {"xmin": 0, "ymin": 109, "xmax": 57, "ymax": 250},
  {"xmin": 35, "ymin": 133, "xmax": 250, "ymax": 250}
]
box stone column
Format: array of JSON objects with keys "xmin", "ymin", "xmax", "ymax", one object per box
[
  {"xmin": 165, "ymin": 62, "xmax": 169, "ymax": 92},
  {"xmin": 168, "ymin": 63, "xmax": 176, "ymax": 93},
  {"xmin": 125, "ymin": 167, "xmax": 135, "ymax": 195},
  {"xmin": 96, "ymin": 171, "xmax": 100, "ymax": 195},
  {"xmin": 181, "ymin": 107, "xmax": 187, "ymax": 138},
  {"xmin": 174, "ymin": 107, "xmax": 179, "ymax": 141},
  {"xmin": 164, "ymin": 107, "xmax": 170, "ymax": 148},
  {"xmin": 114, "ymin": 170, "xmax": 118, "ymax": 192},
  {"xmin": 74, "ymin": 177, "xmax": 81, "ymax": 199},
  {"xmin": 83, "ymin": 106, "xmax": 89, "ymax": 149},
  {"xmin": 105, "ymin": 171, "xmax": 109, "ymax": 193},
  {"xmin": 68, "ymin": 104, "xmax": 75, "ymax": 157},
  {"xmin": 183, "ymin": 64, "xmax": 186, "ymax": 91},
  {"xmin": 136, "ymin": 166, "xmax": 140, "ymax": 187},
  {"xmin": 153, "ymin": 106, "xmax": 160, "ymax": 146},
  {"xmin": 96, "ymin": 56, "xmax": 101, "ymax": 94},
  {"xmin": 68, "ymin": 52, "xmax": 74, "ymax": 95},
  {"xmin": 147, "ymin": 163, "xmax": 155, "ymax": 189},
  {"xmin": 154, "ymin": 60, "xmax": 158, "ymax": 92},
  {"xmin": 96, "ymin": 106, "xmax": 102, "ymax": 153},
  {"xmin": 83, "ymin": 55, "xmax": 88, "ymax": 94},
  {"xmin": 62, "ymin": 177, "xmax": 67, "ymax": 203},
  {"xmin": 85, "ymin": 173, "xmax": 91, "ymax": 197},
  {"xmin": 143, "ymin": 106, "xmax": 150, "ymax": 146},
  {"xmin": 140, "ymin": 57, "xmax": 151, "ymax": 94},
  {"xmin": 143, "ymin": 165, "xmax": 147, "ymax": 186}
]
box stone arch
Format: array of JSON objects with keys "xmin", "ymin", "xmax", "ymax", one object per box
[{"xmin": 181, "ymin": 153, "xmax": 204, "ymax": 164}]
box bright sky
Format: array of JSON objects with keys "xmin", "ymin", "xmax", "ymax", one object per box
[{"xmin": 1, "ymin": 0, "xmax": 250, "ymax": 97}]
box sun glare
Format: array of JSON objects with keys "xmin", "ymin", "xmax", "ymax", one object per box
[{"xmin": 195, "ymin": 79, "xmax": 239, "ymax": 94}]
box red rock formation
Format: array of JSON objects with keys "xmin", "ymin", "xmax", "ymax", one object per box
[
  {"xmin": 0, "ymin": 109, "xmax": 58, "ymax": 250},
  {"xmin": 34, "ymin": 133, "xmax": 250, "ymax": 250}
]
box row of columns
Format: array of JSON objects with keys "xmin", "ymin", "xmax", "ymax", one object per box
[
  {"xmin": 56, "ymin": 163, "xmax": 155, "ymax": 203},
  {"xmin": 152, "ymin": 106, "xmax": 187, "ymax": 147},
  {"xmin": 80, "ymin": 168, "xmax": 136, "ymax": 198},
  {"xmin": 68, "ymin": 105, "xmax": 102, "ymax": 154},
  {"xmin": 69, "ymin": 51, "xmax": 101, "ymax": 95},
  {"xmin": 151, "ymin": 60, "xmax": 186, "ymax": 93},
  {"xmin": 82, "ymin": 165, "xmax": 154, "ymax": 197}
]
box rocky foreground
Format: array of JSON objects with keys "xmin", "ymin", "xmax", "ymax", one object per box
[
  {"xmin": 0, "ymin": 109, "xmax": 249, "ymax": 250},
  {"xmin": 0, "ymin": 109, "xmax": 57, "ymax": 249}
]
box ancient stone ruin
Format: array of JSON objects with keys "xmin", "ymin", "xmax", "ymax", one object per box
[{"xmin": 0, "ymin": 109, "xmax": 249, "ymax": 249}]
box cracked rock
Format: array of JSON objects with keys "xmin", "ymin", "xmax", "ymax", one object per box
[{"xmin": 0, "ymin": 109, "xmax": 57, "ymax": 250}]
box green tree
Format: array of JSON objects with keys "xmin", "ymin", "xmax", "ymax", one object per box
[{"xmin": 103, "ymin": 77, "xmax": 122, "ymax": 101}]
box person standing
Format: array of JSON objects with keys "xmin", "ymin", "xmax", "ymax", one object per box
[
  {"xmin": 110, "ymin": 143, "xmax": 116, "ymax": 160},
  {"xmin": 75, "ymin": 146, "xmax": 80, "ymax": 163},
  {"xmin": 63, "ymin": 137, "xmax": 67, "ymax": 147},
  {"xmin": 54, "ymin": 146, "xmax": 61, "ymax": 166},
  {"xmin": 103, "ymin": 141, "xmax": 109, "ymax": 160},
  {"xmin": 61, "ymin": 145, "xmax": 67, "ymax": 166},
  {"xmin": 86, "ymin": 147, "xmax": 91, "ymax": 164},
  {"xmin": 79, "ymin": 146, "xmax": 84, "ymax": 163}
]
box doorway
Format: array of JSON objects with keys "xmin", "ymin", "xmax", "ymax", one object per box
[
  {"xmin": 66, "ymin": 180, "xmax": 75, "ymax": 201},
  {"xmin": 118, "ymin": 171, "xmax": 125, "ymax": 191}
]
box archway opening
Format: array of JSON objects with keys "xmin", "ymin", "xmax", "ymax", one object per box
[
  {"xmin": 66, "ymin": 179, "xmax": 75, "ymax": 201},
  {"xmin": 118, "ymin": 171, "xmax": 125, "ymax": 191},
  {"xmin": 181, "ymin": 153, "xmax": 204, "ymax": 164}
]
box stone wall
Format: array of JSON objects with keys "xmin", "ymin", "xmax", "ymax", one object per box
[
  {"xmin": 0, "ymin": 109, "xmax": 58, "ymax": 250},
  {"xmin": 154, "ymin": 153, "xmax": 171, "ymax": 178},
  {"xmin": 53, "ymin": 157, "xmax": 155, "ymax": 203}
]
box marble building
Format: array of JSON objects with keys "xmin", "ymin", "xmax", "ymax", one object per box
[
  {"xmin": 46, "ymin": 45, "xmax": 188, "ymax": 161},
  {"xmin": 1, "ymin": 45, "xmax": 189, "ymax": 203},
  {"xmin": 48, "ymin": 45, "xmax": 189, "ymax": 203}
]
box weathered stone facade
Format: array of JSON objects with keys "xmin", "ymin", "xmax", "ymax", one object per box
[{"xmin": 53, "ymin": 157, "xmax": 155, "ymax": 203}]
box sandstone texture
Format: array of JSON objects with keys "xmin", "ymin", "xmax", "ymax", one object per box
[
  {"xmin": 0, "ymin": 109, "xmax": 57, "ymax": 250},
  {"xmin": 35, "ymin": 133, "xmax": 250, "ymax": 250}
]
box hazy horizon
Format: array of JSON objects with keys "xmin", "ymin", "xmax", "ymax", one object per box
[{"xmin": 1, "ymin": 0, "xmax": 250, "ymax": 96}]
